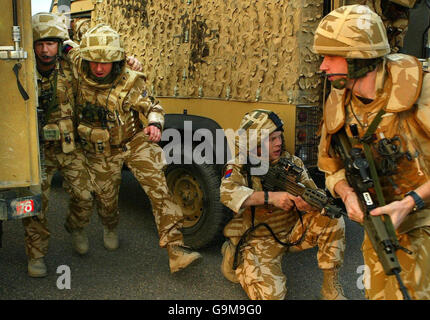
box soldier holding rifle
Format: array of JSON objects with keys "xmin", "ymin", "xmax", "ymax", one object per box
[
  {"xmin": 315, "ymin": 5, "xmax": 430, "ymax": 299},
  {"xmin": 219, "ymin": 109, "xmax": 346, "ymax": 300}
]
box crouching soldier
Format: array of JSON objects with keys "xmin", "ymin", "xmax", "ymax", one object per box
[{"xmin": 220, "ymin": 110, "xmax": 346, "ymax": 300}]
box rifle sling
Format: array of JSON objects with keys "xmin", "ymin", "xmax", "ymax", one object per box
[{"xmin": 361, "ymin": 107, "xmax": 386, "ymax": 207}]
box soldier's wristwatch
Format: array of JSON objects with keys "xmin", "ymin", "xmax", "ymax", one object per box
[
  {"xmin": 405, "ymin": 190, "xmax": 425, "ymax": 212},
  {"xmin": 148, "ymin": 122, "xmax": 162, "ymax": 131},
  {"xmin": 264, "ymin": 191, "xmax": 269, "ymax": 206}
]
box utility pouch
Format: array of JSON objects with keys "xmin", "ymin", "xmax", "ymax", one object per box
[
  {"xmin": 77, "ymin": 123, "xmax": 95, "ymax": 153},
  {"xmin": 42, "ymin": 123, "xmax": 61, "ymax": 141},
  {"xmin": 58, "ymin": 118, "xmax": 76, "ymax": 154},
  {"xmin": 90, "ymin": 128, "xmax": 111, "ymax": 156}
]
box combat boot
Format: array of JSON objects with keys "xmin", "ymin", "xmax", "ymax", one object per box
[
  {"xmin": 167, "ymin": 244, "xmax": 202, "ymax": 273},
  {"xmin": 28, "ymin": 257, "xmax": 47, "ymax": 278},
  {"xmin": 220, "ymin": 240, "xmax": 239, "ymax": 283},
  {"xmin": 71, "ymin": 228, "xmax": 89, "ymax": 255},
  {"xmin": 321, "ymin": 267, "xmax": 347, "ymax": 300},
  {"xmin": 103, "ymin": 226, "xmax": 119, "ymax": 251}
]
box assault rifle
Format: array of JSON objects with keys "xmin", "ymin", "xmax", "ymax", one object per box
[
  {"xmin": 261, "ymin": 157, "xmax": 345, "ymax": 219},
  {"xmin": 331, "ymin": 126, "xmax": 412, "ymax": 300}
]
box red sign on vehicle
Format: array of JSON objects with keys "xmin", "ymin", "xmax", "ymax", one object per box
[{"xmin": 15, "ymin": 199, "xmax": 34, "ymax": 216}]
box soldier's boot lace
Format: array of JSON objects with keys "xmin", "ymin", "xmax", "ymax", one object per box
[
  {"xmin": 71, "ymin": 228, "xmax": 89, "ymax": 255},
  {"xmin": 220, "ymin": 240, "xmax": 239, "ymax": 283},
  {"xmin": 321, "ymin": 267, "xmax": 347, "ymax": 300},
  {"xmin": 28, "ymin": 257, "xmax": 48, "ymax": 278},
  {"xmin": 167, "ymin": 244, "xmax": 202, "ymax": 273},
  {"xmin": 103, "ymin": 226, "xmax": 119, "ymax": 251}
]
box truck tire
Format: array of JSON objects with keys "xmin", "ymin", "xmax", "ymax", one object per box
[{"xmin": 165, "ymin": 163, "xmax": 227, "ymax": 249}]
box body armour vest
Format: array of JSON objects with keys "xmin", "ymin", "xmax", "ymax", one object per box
[{"xmin": 76, "ymin": 68, "xmax": 144, "ymax": 156}]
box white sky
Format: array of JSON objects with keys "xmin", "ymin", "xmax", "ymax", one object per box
[{"xmin": 31, "ymin": 0, "xmax": 54, "ymax": 14}]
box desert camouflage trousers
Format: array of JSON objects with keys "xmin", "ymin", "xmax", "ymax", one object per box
[
  {"xmin": 84, "ymin": 131, "xmax": 184, "ymax": 247},
  {"xmin": 22, "ymin": 146, "xmax": 94, "ymax": 259},
  {"xmin": 227, "ymin": 213, "xmax": 345, "ymax": 300},
  {"xmin": 362, "ymin": 226, "xmax": 430, "ymax": 300}
]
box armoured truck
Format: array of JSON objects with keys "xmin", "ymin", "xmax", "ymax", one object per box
[
  {"xmin": 51, "ymin": 0, "xmax": 430, "ymax": 249},
  {"xmin": 0, "ymin": 0, "xmax": 42, "ymax": 247}
]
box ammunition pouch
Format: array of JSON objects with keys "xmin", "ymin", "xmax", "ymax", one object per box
[
  {"xmin": 77, "ymin": 123, "xmax": 111, "ymax": 156},
  {"xmin": 43, "ymin": 118, "xmax": 76, "ymax": 153},
  {"xmin": 43, "ymin": 123, "xmax": 61, "ymax": 141},
  {"xmin": 58, "ymin": 118, "xmax": 76, "ymax": 154}
]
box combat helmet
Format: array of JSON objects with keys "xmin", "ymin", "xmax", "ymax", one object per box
[
  {"xmin": 80, "ymin": 24, "xmax": 125, "ymax": 63},
  {"xmin": 313, "ymin": 5, "xmax": 391, "ymax": 87},
  {"xmin": 32, "ymin": 12, "xmax": 69, "ymax": 42},
  {"xmin": 235, "ymin": 109, "xmax": 284, "ymax": 163},
  {"xmin": 313, "ymin": 5, "xmax": 390, "ymax": 59},
  {"xmin": 239, "ymin": 110, "xmax": 284, "ymax": 140}
]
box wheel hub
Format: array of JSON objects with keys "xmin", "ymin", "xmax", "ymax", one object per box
[{"xmin": 167, "ymin": 169, "xmax": 203, "ymax": 228}]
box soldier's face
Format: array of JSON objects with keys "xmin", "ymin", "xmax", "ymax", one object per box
[
  {"xmin": 34, "ymin": 40, "xmax": 58, "ymax": 66},
  {"xmin": 89, "ymin": 62, "xmax": 113, "ymax": 78},
  {"xmin": 265, "ymin": 131, "xmax": 283, "ymax": 161},
  {"xmin": 319, "ymin": 55, "xmax": 348, "ymax": 82}
]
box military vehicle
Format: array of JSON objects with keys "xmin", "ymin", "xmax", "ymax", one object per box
[
  {"xmin": 51, "ymin": 0, "xmax": 429, "ymax": 249},
  {"xmin": 0, "ymin": 0, "xmax": 42, "ymax": 247}
]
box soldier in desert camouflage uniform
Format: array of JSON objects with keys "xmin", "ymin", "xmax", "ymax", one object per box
[
  {"xmin": 28, "ymin": 13, "xmax": 94, "ymax": 277},
  {"xmin": 219, "ymin": 109, "xmax": 346, "ymax": 300},
  {"xmin": 71, "ymin": 18, "xmax": 91, "ymax": 43},
  {"xmin": 314, "ymin": 5, "xmax": 430, "ymax": 299},
  {"xmin": 67, "ymin": 24, "xmax": 201, "ymax": 273},
  {"xmin": 356, "ymin": 0, "xmax": 417, "ymax": 52}
]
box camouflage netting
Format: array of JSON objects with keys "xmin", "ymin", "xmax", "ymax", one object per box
[{"xmin": 92, "ymin": 0, "xmax": 323, "ymax": 104}]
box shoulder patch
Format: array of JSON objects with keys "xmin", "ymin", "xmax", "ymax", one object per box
[{"xmin": 224, "ymin": 169, "xmax": 233, "ymax": 178}]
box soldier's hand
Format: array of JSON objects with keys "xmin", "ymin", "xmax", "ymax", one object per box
[
  {"xmin": 126, "ymin": 55, "xmax": 143, "ymax": 72},
  {"xmin": 370, "ymin": 198, "xmax": 413, "ymax": 230},
  {"xmin": 270, "ymin": 192, "xmax": 295, "ymax": 211},
  {"xmin": 144, "ymin": 125, "xmax": 161, "ymax": 142},
  {"xmin": 288, "ymin": 194, "xmax": 314, "ymax": 212},
  {"xmin": 343, "ymin": 190, "xmax": 364, "ymax": 223},
  {"xmin": 335, "ymin": 180, "xmax": 364, "ymax": 223}
]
